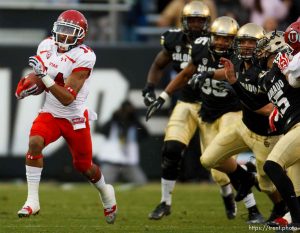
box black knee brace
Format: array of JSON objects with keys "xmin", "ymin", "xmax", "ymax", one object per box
[{"xmin": 161, "ymin": 140, "xmax": 186, "ymax": 180}]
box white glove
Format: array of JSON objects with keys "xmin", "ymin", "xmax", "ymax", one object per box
[{"xmin": 29, "ymin": 55, "xmax": 47, "ymax": 77}]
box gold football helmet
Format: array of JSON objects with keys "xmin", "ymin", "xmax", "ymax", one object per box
[
  {"xmin": 235, "ymin": 23, "xmax": 266, "ymax": 60},
  {"xmin": 256, "ymin": 31, "xmax": 292, "ymax": 57},
  {"xmin": 210, "ymin": 16, "xmax": 239, "ymax": 55},
  {"xmin": 181, "ymin": 1, "xmax": 211, "ymax": 40}
]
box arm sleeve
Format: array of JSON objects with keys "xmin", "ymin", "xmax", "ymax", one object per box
[
  {"xmin": 283, "ymin": 52, "xmax": 300, "ymax": 88},
  {"xmin": 231, "ymin": 82, "xmax": 268, "ymax": 110},
  {"xmin": 72, "ymin": 50, "xmax": 96, "ymax": 73}
]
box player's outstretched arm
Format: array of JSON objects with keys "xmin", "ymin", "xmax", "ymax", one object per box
[
  {"xmin": 164, "ymin": 62, "xmax": 197, "ymax": 95},
  {"xmin": 142, "ymin": 50, "xmax": 171, "ymax": 106}
]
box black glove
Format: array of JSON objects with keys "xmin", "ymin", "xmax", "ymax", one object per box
[
  {"xmin": 145, "ymin": 92, "xmax": 169, "ymax": 121},
  {"xmin": 142, "ymin": 83, "xmax": 156, "ymax": 106},
  {"xmin": 217, "ymin": 81, "xmax": 234, "ymax": 92},
  {"xmin": 188, "ymin": 71, "xmax": 213, "ymax": 90}
]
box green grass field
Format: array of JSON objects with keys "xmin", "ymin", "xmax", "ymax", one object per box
[{"xmin": 0, "ymin": 182, "xmax": 273, "ymax": 233}]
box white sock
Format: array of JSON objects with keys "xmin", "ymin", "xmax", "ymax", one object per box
[
  {"xmin": 243, "ymin": 193, "xmax": 256, "ymax": 208},
  {"xmin": 220, "ymin": 183, "xmax": 233, "ymax": 197},
  {"xmin": 161, "ymin": 178, "xmax": 176, "ymax": 205},
  {"xmin": 92, "ymin": 172, "xmax": 107, "ymax": 195},
  {"xmin": 25, "ymin": 165, "xmax": 42, "ymax": 208}
]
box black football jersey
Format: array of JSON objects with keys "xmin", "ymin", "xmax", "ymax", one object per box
[
  {"xmin": 232, "ymin": 56, "xmax": 279, "ymax": 136},
  {"xmin": 260, "ymin": 64, "xmax": 300, "ymax": 134},
  {"xmin": 191, "ymin": 38, "xmax": 241, "ymax": 123},
  {"xmin": 161, "ymin": 29, "xmax": 202, "ymax": 102}
]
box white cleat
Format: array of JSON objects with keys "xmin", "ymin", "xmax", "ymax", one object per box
[
  {"xmin": 17, "ymin": 205, "xmax": 40, "ymax": 218},
  {"xmin": 100, "ymin": 184, "xmax": 117, "ymax": 224}
]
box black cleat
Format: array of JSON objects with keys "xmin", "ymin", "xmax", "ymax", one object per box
[
  {"xmin": 265, "ymin": 202, "xmax": 289, "ymax": 224},
  {"xmin": 148, "ymin": 202, "xmax": 171, "ymax": 220},
  {"xmin": 235, "ymin": 173, "xmax": 256, "ymax": 202},
  {"xmin": 247, "ymin": 209, "xmax": 265, "ymax": 224},
  {"xmin": 222, "ymin": 193, "xmax": 237, "ymax": 220}
]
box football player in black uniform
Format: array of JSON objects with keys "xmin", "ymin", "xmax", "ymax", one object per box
[
  {"xmin": 218, "ymin": 26, "xmax": 289, "ymax": 224},
  {"xmin": 143, "ymin": 1, "xmax": 213, "ymax": 220},
  {"xmin": 146, "ymin": 17, "xmax": 264, "ymax": 223},
  {"xmin": 253, "ymin": 26, "xmax": 300, "ymax": 230}
]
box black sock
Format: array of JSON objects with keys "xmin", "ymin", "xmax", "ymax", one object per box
[
  {"xmin": 273, "ymin": 200, "xmax": 287, "ymax": 214},
  {"xmin": 228, "ymin": 164, "xmax": 252, "ymax": 190},
  {"xmin": 248, "ymin": 205, "xmax": 259, "ymax": 213},
  {"xmin": 264, "ymin": 160, "xmax": 300, "ymax": 223}
]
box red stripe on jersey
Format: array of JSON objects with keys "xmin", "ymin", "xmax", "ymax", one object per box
[
  {"xmin": 65, "ymin": 55, "xmax": 76, "ymax": 64},
  {"xmin": 72, "ymin": 67, "xmax": 91, "ymax": 75},
  {"xmin": 39, "ymin": 50, "xmax": 49, "ymax": 54}
]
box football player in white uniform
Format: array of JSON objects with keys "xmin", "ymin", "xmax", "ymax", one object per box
[{"xmin": 15, "ymin": 10, "xmax": 117, "ymax": 224}]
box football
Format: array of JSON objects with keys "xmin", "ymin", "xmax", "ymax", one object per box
[{"xmin": 23, "ymin": 72, "xmax": 46, "ymax": 95}]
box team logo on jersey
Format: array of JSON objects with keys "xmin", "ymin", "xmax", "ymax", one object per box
[
  {"xmin": 175, "ymin": 45, "xmax": 181, "ymax": 53},
  {"xmin": 46, "ymin": 52, "xmax": 52, "ymax": 59},
  {"xmin": 202, "ymin": 58, "xmax": 208, "ymax": 65}
]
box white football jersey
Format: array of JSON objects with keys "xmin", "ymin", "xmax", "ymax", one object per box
[
  {"xmin": 37, "ymin": 37, "xmax": 96, "ymax": 122},
  {"xmin": 282, "ymin": 52, "xmax": 300, "ymax": 88}
]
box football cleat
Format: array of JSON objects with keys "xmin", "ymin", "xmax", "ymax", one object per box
[
  {"xmin": 148, "ymin": 202, "xmax": 171, "ymax": 220},
  {"xmin": 104, "ymin": 205, "xmax": 117, "ymax": 224},
  {"xmin": 100, "ymin": 184, "xmax": 117, "ymax": 224},
  {"xmin": 17, "ymin": 205, "xmax": 40, "ymax": 218},
  {"xmin": 247, "ymin": 210, "xmax": 265, "ymax": 224},
  {"xmin": 222, "ymin": 193, "xmax": 237, "ymax": 219},
  {"xmin": 265, "ymin": 202, "xmax": 289, "ymax": 223},
  {"xmin": 268, "ymin": 212, "xmax": 291, "ymax": 228}
]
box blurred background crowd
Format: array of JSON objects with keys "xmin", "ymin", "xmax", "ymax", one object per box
[{"xmin": 0, "ymin": 0, "xmax": 298, "ymax": 45}]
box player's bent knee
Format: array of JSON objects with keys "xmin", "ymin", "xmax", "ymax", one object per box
[
  {"xmin": 200, "ymin": 156, "xmax": 213, "ymax": 170},
  {"xmin": 28, "ymin": 136, "xmax": 45, "ymax": 153},
  {"xmin": 161, "ymin": 140, "xmax": 186, "ymax": 180}
]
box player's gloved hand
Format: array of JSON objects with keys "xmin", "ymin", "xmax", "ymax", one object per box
[
  {"xmin": 274, "ymin": 52, "xmax": 291, "ymax": 74},
  {"xmin": 146, "ymin": 91, "xmax": 169, "ymax": 121},
  {"xmin": 142, "ymin": 83, "xmax": 156, "ymax": 106},
  {"xmin": 217, "ymin": 81, "xmax": 233, "ymax": 92},
  {"xmin": 269, "ymin": 107, "xmax": 281, "ymax": 132},
  {"xmin": 188, "ymin": 72, "xmax": 212, "ymax": 90},
  {"xmin": 15, "ymin": 77, "xmax": 39, "ymax": 99},
  {"xmin": 29, "ymin": 55, "xmax": 47, "ymax": 77}
]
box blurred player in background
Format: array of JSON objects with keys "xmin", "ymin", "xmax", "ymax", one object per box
[
  {"xmin": 15, "ymin": 10, "xmax": 117, "ymax": 224},
  {"xmin": 142, "ymin": 1, "xmax": 213, "ymax": 220},
  {"xmin": 146, "ymin": 17, "xmax": 264, "ymax": 223},
  {"xmin": 213, "ymin": 24, "xmax": 287, "ymax": 223},
  {"xmin": 255, "ymin": 25, "xmax": 300, "ymax": 229}
]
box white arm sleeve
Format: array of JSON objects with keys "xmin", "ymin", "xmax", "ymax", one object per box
[{"xmin": 284, "ymin": 52, "xmax": 300, "ymax": 88}]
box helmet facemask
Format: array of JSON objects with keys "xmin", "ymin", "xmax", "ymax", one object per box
[
  {"xmin": 210, "ymin": 34, "xmax": 235, "ymax": 56},
  {"xmin": 182, "ymin": 16, "xmax": 210, "ymax": 40},
  {"xmin": 52, "ymin": 21, "xmax": 85, "ymax": 52},
  {"xmin": 235, "ymin": 38, "xmax": 258, "ymax": 60},
  {"xmin": 256, "ymin": 31, "xmax": 293, "ymax": 61}
]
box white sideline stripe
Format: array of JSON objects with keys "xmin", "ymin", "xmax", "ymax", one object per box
[{"xmin": 139, "ymin": 116, "xmax": 168, "ymax": 135}]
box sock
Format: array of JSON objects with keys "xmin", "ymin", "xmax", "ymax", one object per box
[
  {"xmin": 161, "ymin": 178, "xmax": 176, "ymax": 205},
  {"xmin": 264, "ymin": 161, "xmax": 300, "ymax": 223},
  {"xmin": 92, "ymin": 172, "xmax": 107, "ymax": 195},
  {"xmin": 220, "ymin": 183, "xmax": 233, "ymax": 197},
  {"xmin": 25, "ymin": 165, "xmax": 42, "ymax": 208},
  {"xmin": 243, "ymin": 192, "xmax": 256, "ymax": 209},
  {"xmin": 228, "ymin": 164, "xmax": 252, "ymax": 183}
]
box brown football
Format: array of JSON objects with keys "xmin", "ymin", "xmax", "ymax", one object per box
[{"xmin": 23, "ymin": 72, "xmax": 46, "ymax": 95}]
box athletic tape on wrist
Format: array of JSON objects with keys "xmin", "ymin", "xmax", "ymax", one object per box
[
  {"xmin": 160, "ymin": 91, "xmax": 170, "ymax": 101},
  {"xmin": 41, "ymin": 75, "xmax": 55, "ymax": 88}
]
